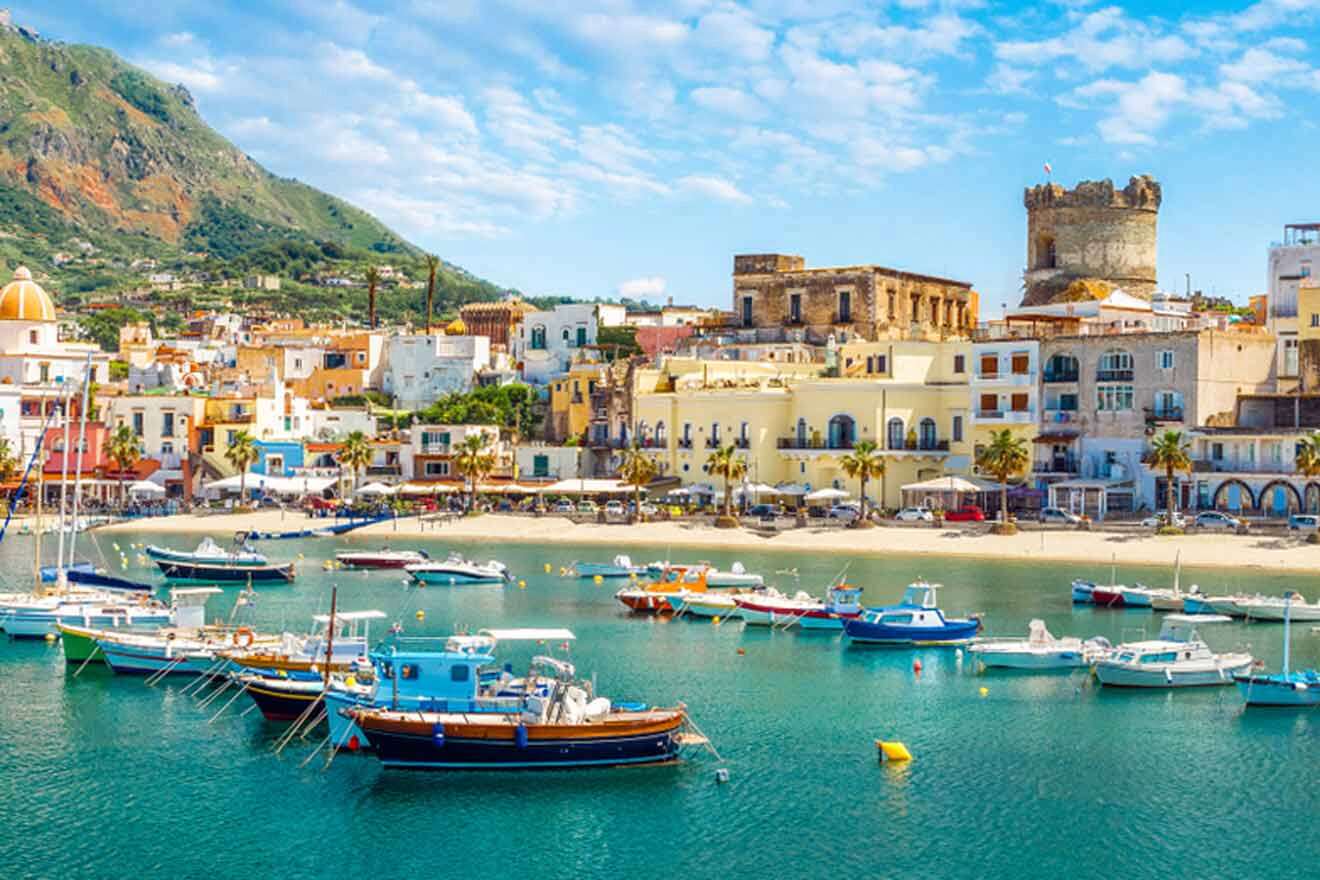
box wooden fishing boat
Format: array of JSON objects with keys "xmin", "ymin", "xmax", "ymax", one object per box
[{"xmin": 615, "ymin": 564, "xmax": 709, "ymax": 613}]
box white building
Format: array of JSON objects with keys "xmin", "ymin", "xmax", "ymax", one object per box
[
  {"xmin": 383, "ymin": 333, "xmax": 491, "ymax": 409},
  {"xmin": 280, "ymin": 346, "xmax": 323, "ymax": 382},
  {"xmin": 100, "ymin": 394, "xmax": 206, "ymax": 487},
  {"xmin": 302, "ymin": 406, "xmax": 377, "ymax": 440},
  {"xmin": 515, "ymin": 443, "xmax": 584, "ymax": 481},
  {"xmin": 515, "ymin": 303, "xmax": 599, "ymax": 384},
  {"xmin": 970, "ymin": 340, "xmax": 1039, "ymax": 428},
  {"xmin": 1267, "ymin": 223, "xmax": 1320, "ymax": 383}
]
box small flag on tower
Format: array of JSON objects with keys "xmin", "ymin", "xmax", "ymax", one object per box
[{"xmin": 1043, "ymin": 162, "xmax": 1053, "ymax": 176}]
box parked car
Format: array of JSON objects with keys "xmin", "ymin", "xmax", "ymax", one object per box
[
  {"xmin": 944, "ymin": 505, "xmax": 986, "ymax": 522},
  {"xmin": 827, "ymin": 503, "xmax": 861, "ymax": 522},
  {"xmin": 552, "ymin": 499, "xmax": 575, "ymax": 514},
  {"xmin": 895, "ymin": 507, "xmax": 934, "ymax": 522},
  {"xmin": 576, "ymin": 500, "xmax": 599, "ymax": 514},
  {"xmin": 1039, "ymin": 507, "xmax": 1081, "ymax": 524},
  {"xmin": 1288, "ymin": 513, "xmax": 1320, "ymax": 531},
  {"xmin": 627, "ymin": 501, "xmax": 659, "ymax": 517},
  {"xmin": 1141, "ymin": 511, "xmax": 1187, "ymax": 528},
  {"xmin": 1194, "ymin": 511, "xmax": 1242, "ymax": 530},
  {"xmin": 604, "ymin": 500, "xmax": 626, "ymax": 517},
  {"xmin": 747, "ymin": 503, "xmax": 785, "ymax": 518}
]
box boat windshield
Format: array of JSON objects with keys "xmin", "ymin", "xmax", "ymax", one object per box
[{"xmin": 1139, "ymin": 651, "xmax": 1177, "ymax": 664}]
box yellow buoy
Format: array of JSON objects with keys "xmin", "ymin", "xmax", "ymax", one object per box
[
  {"xmin": 44, "ymin": 632, "xmax": 57, "ymax": 643},
  {"xmin": 876, "ymin": 740, "xmax": 912, "ymax": 762},
  {"xmin": 518, "ymin": 580, "xmax": 527, "ymax": 589},
  {"xmin": 345, "ymin": 676, "xmax": 357, "ymax": 687},
  {"xmin": 979, "ymin": 687, "xmax": 989, "ymax": 698},
  {"xmin": 712, "ymin": 615, "xmax": 721, "ymax": 625},
  {"xmin": 559, "ymin": 567, "xmax": 568, "ymax": 577},
  {"xmin": 415, "ymin": 610, "xmax": 426, "ymax": 622},
  {"xmin": 593, "ymin": 575, "xmax": 603, "ymax": 585},
  {"xmin": 544, "ymin": 563, "xmax": 552, "ymax": 573}
]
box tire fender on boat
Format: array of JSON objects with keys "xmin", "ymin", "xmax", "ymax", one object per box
[{"xmin": 515, "ymin": 722, "xmax": 529, "ymax": 749}]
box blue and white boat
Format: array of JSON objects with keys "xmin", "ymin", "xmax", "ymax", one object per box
[
  {"xmin": 0, "ymin": 592, "xmax": 173, "ymax": 639},
  {"xmin": 843, "ymin": 581, "xmax": 980, "ymax": 645},
  {"xmin": 571, "ymin": 555, "xmax": 642, "ymax": 579},
  {"xmin": 1234, "ymin": 593, "xmax": 1320, "ymax": 707},
  {"xmin": 324, "ymin": 628, "xmax": 576, "ymax": 750},
  {"xmin": 147, "ymin": 536, "xmax": 295, "ymax": 583},
  {"xmin": 405, "ymin": 553, "xmax": 511, "ymax": 585}
]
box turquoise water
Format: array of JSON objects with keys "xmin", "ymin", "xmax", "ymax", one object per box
[{"xmin": 1, "ymin": 530, "xmax": 1317, "ymax": 879}]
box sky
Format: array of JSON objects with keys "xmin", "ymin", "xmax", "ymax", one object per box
[{"xmin": 17, "ymin": 0, "xmax": 1320, "ymax": 312}]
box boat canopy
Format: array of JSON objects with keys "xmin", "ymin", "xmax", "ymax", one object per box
[
  {"xmin": 168, "ymin": 587, "xmax": 224, "ymax": 598},
  {"xmin": 480, "ymin": 627, "xmax": 577, "ymax": 642},
  {"xmin": 312, "ymin": 610, "xmax": 388, "ymax": 623}
]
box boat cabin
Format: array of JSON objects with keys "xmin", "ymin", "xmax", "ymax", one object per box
[
  {"xmin": 898, "ymin": 580, "xmax": 940, "ymax": 609},
  {"xmin": 169, "ymin": 587, "xmax": 222, "ymax": 629},
  {"xmin": 302, "ymin": 609, "xmax": 387, "ymax": 661},
  {"xmin": 651, "ymin": 565, "xmax": 710, "ymax": 593},
  {"xmin": 825, "ymin": 584, "xmax": 863, "ymax": 613}
]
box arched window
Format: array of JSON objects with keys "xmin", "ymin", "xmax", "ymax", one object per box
[
  {"xmin": 887, "ymin": 417, "xmax": 905, "ymax": 451},
  {"xmin": 919, "ymin": 417, "xmax": 937, "ymax": 450},
  {"xmin": 795, "ymin": 418, "xmax": 808, "ymax": 447},
  {"xmin": 1097, "ymin": 349, "xmax": 1134, "ymax": 381},
  {"xmin": 1045, "ymin": 353, "xmax": 1078, "ymax": 382},
  {"xmin": 530, "ymin": 325, "xmax": 547, "ymax": 350},
  {"xmin": 654, "ymin": 421, "xmax": 667, "ymax": 446},
  {"xmin": 828, "ymin": 414, "xmax": 856, "ymax": 449}
]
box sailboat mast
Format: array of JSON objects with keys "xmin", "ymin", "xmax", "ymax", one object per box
[
  {"xmin": 55, "ymin": 384, "xmax": 73, "ymax": 582},
  {"xmin": 67, "ymin": 354, "xmax": 93, "ymax": 564},
  {"xmin": 1282, "ymin": 592, "xmax": 1292, "ymax": 676},
  {"xmin": 1173, "ymin": 550, "xmax": 1181, "ymax": 597},
  {"xmin": 32, "ymin": 448, "xmax": 43, "ymax": 589},
  {"xmin": 323, "ymin": 586, "xmax": 337, "ymax": 686}
]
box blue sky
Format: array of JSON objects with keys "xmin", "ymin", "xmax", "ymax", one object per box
[{"xmin": 17, "ymin": 0, "xmax": 1320, "ymax": 311}]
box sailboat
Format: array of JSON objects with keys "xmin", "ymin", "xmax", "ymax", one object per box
[{"xmin": 1233, "ymin": 593, "xmax": 1320, "ymax": 707}]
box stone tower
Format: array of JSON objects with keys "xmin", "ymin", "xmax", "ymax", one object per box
[{"xmin": 1021, "ymin": 175, "xmax": 1161, "ymax": 306}]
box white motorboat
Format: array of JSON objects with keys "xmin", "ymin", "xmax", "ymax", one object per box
[
  {"xmin": 665, "ymin": 590, "xmax": 741, "ymax": 618},
  {"xmin": 1094, "ymin": 614, "xmax": 1253, "ymax": 688},
  {"xmin": 1235, "ymin": 593, "xmax": 1320, "ymax": 622},
  {"xmin": 969, "ymin": 619, "xmax": 1111, "ymax": 670},
  {"xmin": 405, "ymin": 553, "xmax": 511, "ymax": 584},
  {"xmin": 704, "ymin": 562, "xmax": 764, "ymax": 588},
  {"xmin": 1, "ymin": 592, "xmax": 173, "ymax": 638}
]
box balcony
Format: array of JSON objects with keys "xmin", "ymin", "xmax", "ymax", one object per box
[
  {"xmin": 678, "ymin": 438, "xmax": 693, "ymax": 449},
  {"xmin": 973, "ymin": 370, "xmax": 1036, "ymax": 386},
  {"xmin": 1096, "ymin": 369, "xmax": 1134, "ymax": 382},
  {"xmin": 418, "ymin": 443, "xmax": 451, "ymax": 455},
  {"xmin": 975, "ymin": 409, "xmax": 1035, "ymax": 423},
  {"xmin": 777, "ymin": 437, "xmax": 855, "ymax": 451},
  {"xmin": 1191, "ymin": 459, "xmax": 1293, "ymax": 475},
  {"xmin": 706, "ymin": 437, "xmax": 723, "ymax": 449},
  {"xmin": 735, "ymin": 437, "xmax": 750, "ymax": 449},
  {"xmin": 1043, "ymin": 408, "xmax": 1078, "ymax": 424},
  {"xmin": 1033, "ymin": 458, "xmax": 1078, "ymax": 475},
  {"xmin": 1043, "ymin": 370, "xmax": 1079, "ymax": 383},
  {"xmin": 1145, "ymin": 407, "xmax": 1184, "ymax": 423},
  {"xmin": 367, "ymin": 464, "xmax": 402, "ymax": 477}
]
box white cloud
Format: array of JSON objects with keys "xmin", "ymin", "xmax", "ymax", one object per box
[
  {"xmin": 160, "ymin": 32, "xmax": 196, "ymax": 48},
  {"xmin": 690, "ymin": 85, "xmax": 766, "ymax": 120},
  {"xmin": 482, "ymin": 85, "xmax": 570, "ymax": 161},
  {"xmin": 1220, "ymin": 47, "xmax": 1310, "ymax": 83},
  {"xmin": 138, "ymin": 58, "xmax": 232, "ymax": 94},
  {"xmin": 996, "ymin": 8, "xmax": 1196, "ymax": 72},
  {"xmin": 319, "ymin": 43, "xmax": 391, "ymax": 81},
  {"xmin": 618, "ymin": 276, "xmax": 667, "ymax": 298},
  {"xmin": 678, "ymin": 174, "xmax": 752, "ymax": 204},
  {"xmin": 692, "ymin": 4, "xmax": 775, "ymax": 62}
]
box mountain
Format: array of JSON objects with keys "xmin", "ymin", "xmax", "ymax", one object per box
[{"xmin": 0, "ymin": 21, "xmax": 515, "ymax": 319}]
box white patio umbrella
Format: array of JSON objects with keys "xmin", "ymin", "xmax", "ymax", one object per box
[
  {"xmin": 774, "ymin": 483, "xmax": 808, "ymax": 496},
  {"xmin": 128, "ymin": 479, "xmax": 165, "ymax": 497},
  {"xmin": 355, "ymin": 481, "xmax": 397, "ymax": 497},
  {"xmin": 805, "ymin": 487, "xmax": 850, "ymax": 502}
]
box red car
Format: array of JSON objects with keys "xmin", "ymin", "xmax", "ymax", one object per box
[{"xmin": 944, "ymin": 505, "xmax": 986, "ymax": 522}]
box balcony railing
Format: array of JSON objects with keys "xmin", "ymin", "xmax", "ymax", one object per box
[
  {"xmin": 366, "ymin": 464, "xmax": 402, "ymax": 476},
  {"xmin": 735, "ymin": 438, "xmax": 750, "ymax": 449},
  {"xmin": 1033, "ymin": 458, "xmax": 1078, "ymax": 474},
  {"xmin": 976, "ymin": 410, "xmax": 1035, "ymax": 423},
  {"xmin": 678, "ymin": 438, "xmax": 693, "ymax": 449},
  {"xmin": 1192, "ymin": 459, "xmax": 1294, "ymax": 475},
  {"xmin": 1096, "ymin": 369, "xmax": 1134, "ymax": 382},
  {"xmin": 777, "ymin": 437, "xmax": 856, "ymax": 451},
  {"xmin": 705, "ymin": 437, "xmax": 723, "ymax": 449},
  {"xmin": 1043, "ymin": 370, "xmax": 1079, "ymax": 383},
  {"xmin": 418, "ymin": 443, "xmax": 451, "ymax": 455},
  {"xmin": 1145, "ymin": 407, "xmax": 1184, "ymax": 422}
]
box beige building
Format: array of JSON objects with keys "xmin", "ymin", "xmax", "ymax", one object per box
[
  {"xmin": 633, "ymin": 341, "xmax": 975, "ymax": 508},
  {"xmin": 731, "ymin": 253, "xmax": 977, "ymax": 344}
]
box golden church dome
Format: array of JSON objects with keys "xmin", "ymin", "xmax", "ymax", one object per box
[{"xmin": 0, "ymin": 267, "xmax": 57, "ymax": 321}]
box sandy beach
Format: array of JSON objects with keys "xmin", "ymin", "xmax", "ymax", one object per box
[{"xmin": 95, "ymin": 510, "xmax": 1320, "ymax": 574}]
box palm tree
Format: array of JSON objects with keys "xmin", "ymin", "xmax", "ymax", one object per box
[
  {"xmin": 839, "ymin": 440, "xmax": 886, "ymax": 526},
  {"xmin": 224, "ymin": 430, "xmax": 259, "ymax": 501},
  {"xmin": 453, "ymin": 432, "xmax": 495, "ymax": 512},
  {"xmin": 337, "ymin": 430, "xmax": 373, "ymax": 497},
  {"xmin": 365, "ymin": 265, "xmax": 380, "ymax": 329},
  {"xmin": 424, "ymin": 254, "xmax": 439, "ymax": 332},
  {"xmin": 705, "ymin": 443, "xmax": 747, "ymax": 528},
  {"xmin": 1148, "ymin": 429, "xmax": 1192, "ymax": 528},
  {"xmin": 618, "ymin": 443, "xmax": 657, "ymax": 523},
  {"xmin": 107, "ymin": 424, "xmax": 141, "ymax": 508},
  {"xmin": 1296, "ymin": 432, "xmax": 1320, "ymax": 481},
  {"xmin": 0, "ymin": 437, "xmax": 16, "ymax": 484},
  {"xmin": 976, "ymin": 429, "xmax": 1029, "ymax": 534}
]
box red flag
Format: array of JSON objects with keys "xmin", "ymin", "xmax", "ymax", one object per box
[{"xmin": 1043, "ymin": 162, "xmax": 1053, "ymax": 175}]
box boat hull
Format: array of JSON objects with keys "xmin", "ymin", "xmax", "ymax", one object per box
[
  {"xmin": 335, "ymin": 553, "xmax": 425, "ymax": 570},
  {"xmin": 57, "ymin": 625, "xmax": 104, "ymax": 663},
  {"xmin": 616, "ymin": 592, "xmax": 676, "ymax": 613},
  {"xmin": 573, "ymin": 564, "xmax": 635, "ymax": 579},
  {"xmin": 409, "ymin": 569, "xmax": 506, "ymax": 585},
  {"xmin": 844, "ymin": 618, "xmax": 980, "ymax": 645},
  {"xmin": 969, "ymin": 648, "xmax": 1089, "ymax": 669},
  {"xmin": 97, "ymin": 641, "xmax": 218, "ymax": 676},
  {"xmin": 669, "ymin": 596, "xmax": 737, "ymax": 618},
  {"xmin": 1234, "ymin": 673, "xmax": 1320, "ymax": 706},
  {"xmin": 736, "ymin": 602, "xmax": 852, "ymax": 630},
  {"xmin": 1090, "ymin": 587, "xmax": 1127, "ymax": 608},
  {"xmin": 1, "ymin": 609, "xmax": 172, "ymax": 639},
  {"xmin": 152, "ymin": 560, "xmax": 294, "ymax": 583},
  {"xmin": 1071, "ymin": 581, "xmax": 1095, "ymax": 604},
  {"xmin": 356, "ymin": 711, "xmax": 684, "ymax": 770},
  {"xmin": 244, "ymin": 678, "xmax": 326, "ymax": 721},
  {"xmin": 1095, "ymin": 656, "xmax": 1253, "ymax": 688},
  {"xmin": 705, "ymin": 574, "xmax": 763, "ymax": 588}
]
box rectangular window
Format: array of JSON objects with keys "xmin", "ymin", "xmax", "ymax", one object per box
[
  {"xmin": 741, "ymin": 295, "xmax": 753, "ymax": 327},
  {"xmin": 1010, "ymin": 393, "xmax": 1029, "ymax": 412},
  {"xmin": 952, "ymin": 415, "xmax": 963, "ymax": 442},
  {"xmin": 1060, "ymin": 393, "xmax": 1078, "ymax": 411},
  {"xmin": 424, "ymin": 461, "xmax": 451, "ymax": 477},
  {"xmin": 1312, "ymin": 314, "xmax": 1319, "ymax": 328},
  {"xmin": 162, "ymin": 412, "xmax": 175, "ymax": 437},
  {"xmin": 576, "ymin": 326, "xmax": 587, "ymax": 347},
  {"xmin": 1158, "ymin": 350, "xmax": 1175, "ymax": 369},
  {"xmin": 532, "ymin": 454, "xmax": 549, "ymax": 478},
  {"xmin": 886, "ymin": 289, "xmax": 896, "ymax": 321},
  {"xmin": 979, "ymin": 354, "xmax": 999, "ymax": 378},
  {"xmin": 953, "ymin": 354, "xmax": 965, "ymax": 374},
  {"xmin": 979, "ymin": 393, "xmax": 999, "ymax": 414},
  {"xmin": 1011, "ymin": 353, "xmax": 1030, "ymax": 374},
  {"xmin": 788, "ymin": 293, "xmax": 802, "ymax": 324},
  {"xmin": 131, "ymin": 412, "xmax": 144, "ymax": 437},
  {"xmin": 837, "ymin": 290, "xmax": 852, "ymax": 323},
  {"xmin": 1097, "ymin": 385, "xmax": 1135, "ymax": 411},
  {"xmin": 876, "ymin": 355, "xmax": 887, "ymax": 373},
  {"xmin": 1211, "ymin": 442, "xmax": 1224, "ymax": 461},
  {"xmin": 1285, "ymin": 338, "xmax": 1299, "ymax": 376}
]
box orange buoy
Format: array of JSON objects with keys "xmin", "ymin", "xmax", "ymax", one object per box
[
  {"xmin": 736, "ymin": 648, "xmax": 746, "ymax": 656},
  {"xmin": 912, "ymin": 658, "xmax": 923, "ymax": 675}
]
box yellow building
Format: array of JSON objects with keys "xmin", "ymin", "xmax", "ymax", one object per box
[{"xmin": 633, "ymin": 340, "xmax": 978, "ymax": 508}]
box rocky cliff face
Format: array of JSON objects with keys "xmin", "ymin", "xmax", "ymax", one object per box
[{"xmin": 0, "ymin": 27, "xmax": 412, "ymax": 255}]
